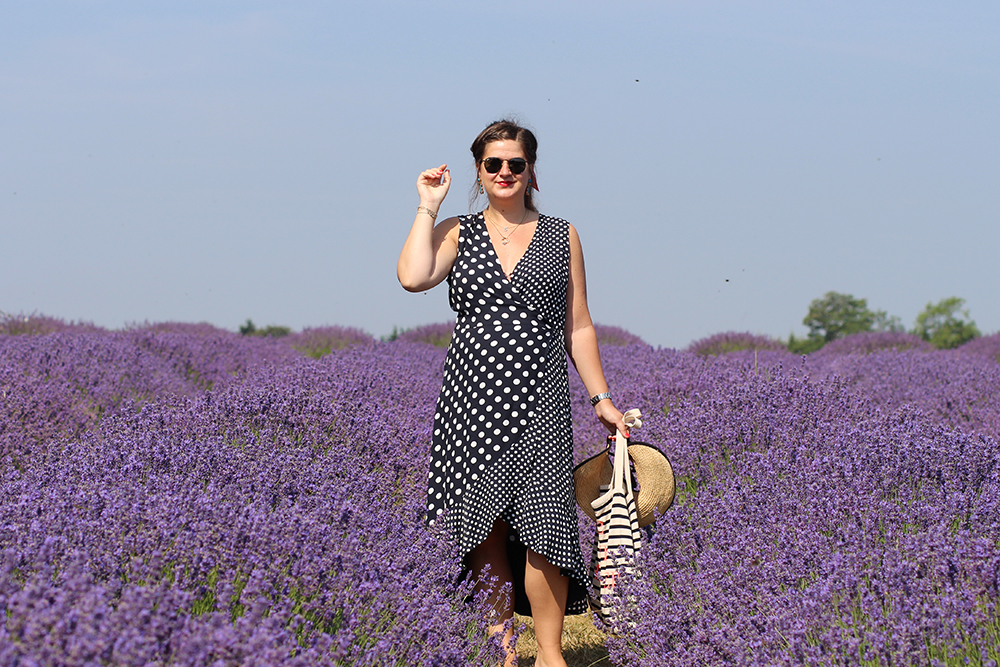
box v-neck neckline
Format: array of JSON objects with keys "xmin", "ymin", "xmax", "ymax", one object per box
[{"xmin": 481, "ymin": 211, "xmax": 541, "ymax": 282}]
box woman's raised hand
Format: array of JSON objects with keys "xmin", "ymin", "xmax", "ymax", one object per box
[{"xmin": 417, "ymin": 164, "xmax": 451, "ymax": 210}]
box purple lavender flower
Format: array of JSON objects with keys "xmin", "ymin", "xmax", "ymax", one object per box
[
  {"xmin": 0, "ymin": 312, "xmax": 106, "ymax": 335},
  {"xmin": 687, "ymin": 331, "xmax": 787, "ymax": 356},
  {"xmin": 282, "ymin": 326, "xmax": 374, "ymax": 358},
  {"xmin": 392, "ymin": 322, "xmax": 456, "ymax": 347},
  {"xmin": 4, "ymin": 325, "xmax": 1000, "ymax": 665},
  {"xmin": 126, "ymin": 321, "xmax": 234, "ymax": 336},
  {"xmin": 959, "ymin": 332, "xmax": 1000, "ymax": 364},
  {"xmin": 813, "ymin": 331, "xmax": 933, "ymax": 355},
  {"xmin": 594, "ymin": 324, "xmax": 646, "ymax": 347}
]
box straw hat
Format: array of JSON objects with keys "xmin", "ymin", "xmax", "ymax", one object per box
[{"xmin": 573, "ymin": 439, "xmax": 676, "ymax": 528}]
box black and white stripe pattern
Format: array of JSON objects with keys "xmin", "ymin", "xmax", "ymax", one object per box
[{"xmin": 589, "ymin": 419, "xmax": 643, "ymax": 622}]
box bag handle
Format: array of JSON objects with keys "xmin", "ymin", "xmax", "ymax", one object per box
[{"xmin": 612, "ymin": 409, "xmax": 643, "ymax": 493}]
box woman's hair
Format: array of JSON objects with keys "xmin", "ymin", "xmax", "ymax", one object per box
[{"xmin": 469, "ymin": 118, "xmax": 538, "ymax": 212}]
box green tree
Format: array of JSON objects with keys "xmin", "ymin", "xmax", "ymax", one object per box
[
  {"xmin": 798, "ymin": 291, "xmax": 876, "ymax": 347},
  {"xmin": 789, "ymin": 292, "xmax": 905, "ymax": 353},
  {"xmin": 872, "ymin": 310, "xmax": 904, "ymax": 333},
  {"xmin": 912, "ymin": 297, "xmax": 980, "ymax": 349},
  {"xmin": 787, "ymin": 332, "xmax": 825, "ymax": 355},
  {"xmin": 239, "ymin": 318, "xmax": 291, "ymax": 338}
]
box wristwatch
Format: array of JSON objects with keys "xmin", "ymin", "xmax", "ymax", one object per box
[{"xmin": 590, "ymin": 391, "xmax": 612, "ymax": 406}]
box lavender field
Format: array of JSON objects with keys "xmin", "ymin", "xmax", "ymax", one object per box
[{"xmin": 3, "ymin": 320, "xmax": 1000, "ymax": 666}]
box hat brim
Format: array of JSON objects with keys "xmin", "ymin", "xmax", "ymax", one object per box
[{"xmin": 573, "ymin": 441, "xmax": 675, "ymax": 528}]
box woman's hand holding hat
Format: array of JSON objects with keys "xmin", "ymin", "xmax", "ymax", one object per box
[{"xmin": 595, "ymin": 398, "xmax": 628, "ymax": 437}]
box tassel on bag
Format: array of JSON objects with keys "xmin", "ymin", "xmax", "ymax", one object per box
[{"xmin": 590, "ymin": 409, "xmax": 644, "ymax": 623}]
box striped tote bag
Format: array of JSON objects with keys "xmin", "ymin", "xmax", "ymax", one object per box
[{"xmin": 589, "ymin": 423, "xmax": 643, "ymax": 623}]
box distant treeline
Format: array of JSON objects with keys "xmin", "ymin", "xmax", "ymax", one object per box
[
  {"xmin": 239, "ymin": 291, "xmax": 984, "ymax": 356},
  {"xmin": 1, "ymin": 295, "xmax": 986, "ymax": 358},
  {"xmin": 786, "ymin": 292, "xmax": 980, "ymax": 354}
]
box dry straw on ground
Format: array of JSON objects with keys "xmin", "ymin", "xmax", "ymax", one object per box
[{"xmin": 515, "ymin": 613, "xmax": 613, "ymax": 667}]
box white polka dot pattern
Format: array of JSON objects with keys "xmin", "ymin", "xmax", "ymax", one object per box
[{"xmin": 427, "ymin": 212, "xmax": 587, "ymax": 614}]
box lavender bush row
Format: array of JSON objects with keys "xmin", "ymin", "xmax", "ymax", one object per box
[
  {"xmin": 1, "ymin": 333, "xmax": 193, "ymax": 459},
  {"xmin": 814, "ymin": 331, "xmax": 933, "ymax": 355},
  {"xmin": 1, "ymin": 341, "xmax": 500, "ymax": 665},
  {"xmin": 673, "ymin": 336, "xmax": 1000, "ymax": 440},
  {"xmin": 391, "ymin": 322, "xmax": 456, "ymax": 347},
  {"xmin": 283, "ymin": 326, "xmax": 375, "ymax": 358},
  {"xmin": 804, "ymin": 349, "xmax": 1000, "ymax": 440},
  {"xmin": 0, "ymin": 312, "xmax": 107, "ymax": 335},
  {"xmin": 960, "ymin": 333, "xmax": 1000, "ymax": 364},
  {"xmin": 594, "ymin": 324, "xmax": 647, "ymax": 347},
  {"xmin": 4, "ymin": 328, "xmax": 1000, "ymax": 665},
  {"xmin": 0, "ymin": 331, "xmax": 297, "ymax": 460},
  {"xmin": 687, "ymin": 331, "xmax": 788, "ymax": 356},
  {"xmin": 127, "ymin": 321, "xmax": 236, "ymax": 336},
  {"xmin": 592, "ymin": 349, "xmax": 1000, "ymax": 666},
  {"xmin": 391, "ymin": 322, "xmax": 647, "ymax": 350}
]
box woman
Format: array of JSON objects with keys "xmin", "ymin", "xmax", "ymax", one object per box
[{"xmin": 397, "ymin": 119, "xmax": 626, "ymax": 667}]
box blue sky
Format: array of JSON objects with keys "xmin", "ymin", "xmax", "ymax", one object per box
[{"xmin": 3, "ymin": 1, "xmax": 997, "ymax": 348}]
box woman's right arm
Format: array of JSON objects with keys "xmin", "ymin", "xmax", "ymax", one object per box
[{"xmin": 397, "ymin": 164, "xmax": 461, "ymax": 292}]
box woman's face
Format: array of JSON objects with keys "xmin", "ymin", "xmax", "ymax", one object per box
[{"xmin": 478, "ymin": 140, "xmax": 530, "ymax": 206}]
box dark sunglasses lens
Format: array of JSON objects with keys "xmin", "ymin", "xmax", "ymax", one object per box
[{"xmin": 482, "ymin": 158, "xmax": 528, "ymax": 174}]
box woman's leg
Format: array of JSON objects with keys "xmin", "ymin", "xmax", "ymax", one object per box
[
  {"xmin": 467, "ymin": 517, "xmax": 516, "ymax": 667},
  {"xmin": 524, "ymin": 549, "xmax": 569, "ymax": 667}
]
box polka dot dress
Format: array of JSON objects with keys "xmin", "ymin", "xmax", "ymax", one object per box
[{"xmin": 428, "ymin": 212, "xmax": 588, "ymax": 616}]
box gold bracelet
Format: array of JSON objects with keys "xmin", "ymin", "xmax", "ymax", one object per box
[{"xmin": 416, "ymin": 206, "xmax": 437, "ymax": 219}]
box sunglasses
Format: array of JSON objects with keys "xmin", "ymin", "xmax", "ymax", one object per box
[{"xmin": 481, "ymin": 157, "xmax": 528, "ymax": 174}]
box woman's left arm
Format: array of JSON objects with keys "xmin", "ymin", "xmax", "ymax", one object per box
[{"xmin": 565, "ymin": 223, "xmax": 629, "ymax": 436}]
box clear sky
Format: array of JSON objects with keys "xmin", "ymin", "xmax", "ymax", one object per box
[{"xmin": 3, "ymin": 1, "xmax": 997, "ymax": 348}]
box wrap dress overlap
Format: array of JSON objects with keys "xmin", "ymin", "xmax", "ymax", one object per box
[{"xmin": 427, "ymin": 211, "xmax": 587, "ymax": 615}]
